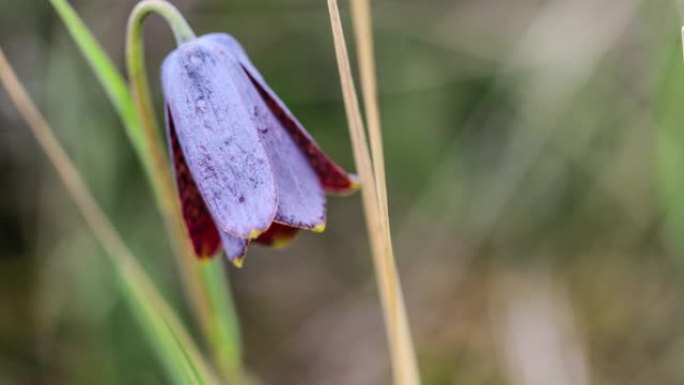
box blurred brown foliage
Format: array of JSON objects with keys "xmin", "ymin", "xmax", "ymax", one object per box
[{"xmin": 2, "ymin": 0, "xmax": 684, "ymax": 384}]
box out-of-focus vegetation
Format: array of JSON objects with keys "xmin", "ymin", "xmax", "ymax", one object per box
[{"xmin": 2, "ymin": 0, "xmax": 684, "ymax": 384}]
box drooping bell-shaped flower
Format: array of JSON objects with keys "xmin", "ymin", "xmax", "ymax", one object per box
[{"xmin": 161, "ymin": 33, "xmax": 357, "ymax": 266}]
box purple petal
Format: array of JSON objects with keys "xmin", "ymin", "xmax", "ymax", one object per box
[
  {"xmin": 205, "ymin": 38, "xmax": 325, "ymax": 230},
  {"xmin": 251, "ymin": 92, "xmax": 327, "ymax": 230},
  {"xmin": 162, "ymin": 40, "xmax": 278, "ymax": 239},
  {"xmin": 204, "ymin": 33, "xmax": 359, "ymax": 195},
  {"xmin": 168, "ymin": 108, "xmax": 249, "ymax": 264},
  {"xmin": 219, "ymin": 230, "xmax": 248, "ymax": 266}
]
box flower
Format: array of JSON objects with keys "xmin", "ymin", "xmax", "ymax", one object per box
[{"xmin": 161, "ymin": 33, "xmax": 357, "ymax": 266}]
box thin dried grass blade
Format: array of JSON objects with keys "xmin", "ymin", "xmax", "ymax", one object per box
[{"xmin": 0, "ymin": 47, "xmax": 219, "ymax": 385}]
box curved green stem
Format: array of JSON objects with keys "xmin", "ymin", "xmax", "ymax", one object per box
[
  {"xmin": 126, "ymin": 0, "xmax": 193, "ymax": 216},
  {"xmin": 126, "ymin": 0, "xmax": 243, "ymax": 380},
  {"xmin": 200, "ymin": 258, "xmax": 243, "ymax": 376},
  {"xmin": 126, "ymin": 0, "xmax": 213, "ymax": 347},
  {"xmin": 48, "ymin": 0, "xmax": 243, "ymax": 380}
]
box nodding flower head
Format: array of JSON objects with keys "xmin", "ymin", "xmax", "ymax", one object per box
[{"xmin": 161, "ymin": 33, "xmax": 358, "ymax": 266}]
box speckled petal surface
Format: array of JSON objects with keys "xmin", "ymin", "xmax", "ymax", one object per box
[
  {"xmin": 162, "ymin": 39, "xmax": 278, "ymax": 239},
  {"xmin": 205, "ymin": 33, "xmax": 359, "ymax": 195},
  {"xmin": 209, "ymin": 40, "xmax": 326, "ymax": 230},
  {"xmin": 219, "ymin": 230, "xmax": 248, "ymax": 264}
]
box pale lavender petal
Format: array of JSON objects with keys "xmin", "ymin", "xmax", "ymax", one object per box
[
  {"xmin": 162, "ymin": 40, "xmax": 278, "ymax": 239},
  {"xmin": 205, "ymin": 36, "xmax": 326, "ymax": 230},
  {"xmin": 219, "ymin": 230, "xmax": 248, "ymax": 264},
  {"xmin": 204, "ymin": 33, "xmax": 359, "ymax": 194}
]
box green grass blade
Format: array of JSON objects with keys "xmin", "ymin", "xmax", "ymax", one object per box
[
  {"xmin": 48, "ymin": 0, "xmax": 146, "ymax": 157},
  {"xmin": 121, "ymin": 262, "xmax": 219, "ymax": 385},
  {"xmin": 200, "ymin": 258, "xmax": 242, "ymax": 379},
  {"xmin": 658, "ymin": 40, "xmax": 684, "ymax": 255},
  {"xmin": 0, "ymin": 44, "xmax": 219, "ymax": 384},
  {"xmin": 48, "ymin": 1, "xmax": 246, "ymax": 381},
  {"xmin": 43, "ymin": 1, "xmax": 223, "ymax": 382}
]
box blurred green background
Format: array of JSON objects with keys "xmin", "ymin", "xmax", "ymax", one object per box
[{"xmin": 2, "ymin": 0, "xmax": 684, "ymax": 384}]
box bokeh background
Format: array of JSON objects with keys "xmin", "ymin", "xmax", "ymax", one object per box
[{"xmin": 2, "ymin": 0, "xmax": 684, "ymax": 384}]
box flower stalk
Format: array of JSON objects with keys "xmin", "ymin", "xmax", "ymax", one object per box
[
  {"xmin": 327, "ymin": 0, "xmax": 421, "ymax": 384},
  {"xmin": 126, "ymin": 0, "xmax": 243, "ymax": 379},
  {"xmin": 199, "ymin": 258, "xmax": 242, "ymax": 375},
  {"xmin": 48, "ymin": 0, "xmax": 241, "ymax": 380}
]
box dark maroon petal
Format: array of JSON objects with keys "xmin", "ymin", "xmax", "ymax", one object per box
[
  {"xmin": 254, "ymin": 223, "xmax": 300, "ymax": 248},
  {"xmin": 162, "ymin": 39, "xmax": 278, "ymax": 239},
  {"xmin": 205, "ymin": 33, "xmax": 359, "ymax": 195},
  {"xmin": 167, "ymin": 108, "xmax": 221, "ymax": 259}
]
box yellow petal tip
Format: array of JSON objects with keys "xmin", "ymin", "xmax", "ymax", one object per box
[
  {"xmin": 312, "ymin": 223, "xmax": 326, "ymax": 233},
  {"xmin": 232, "ymin": 257, "xmax": 245, "ymax": 268},
  {"xmin": 271, "ymin": 238, "xmax": 293, "ymax": 249}
]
